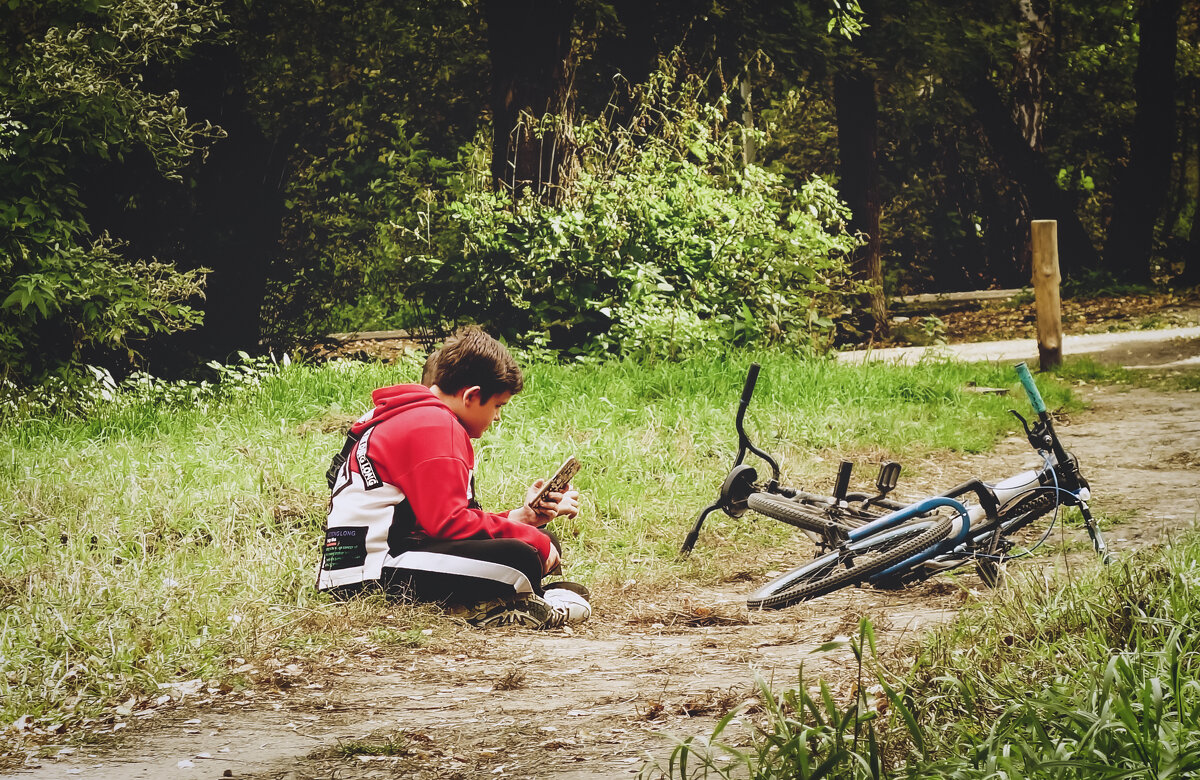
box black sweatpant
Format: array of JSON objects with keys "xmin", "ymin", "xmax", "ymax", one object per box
[{"xmin": 332, "ymin": 532, "xmax": 561, "ymax": 604}]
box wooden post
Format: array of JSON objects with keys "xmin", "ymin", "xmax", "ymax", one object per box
[{"xmin": 1031, "ymin": 219, "xmax": 1062, "ymax": 369}]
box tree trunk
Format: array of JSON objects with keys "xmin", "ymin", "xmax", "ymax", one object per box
[
  {"xmin": 834, "ymin": 66, "xmax": 888, "ymax": 337},
  {"xmin": 1012, "ymin": 0, "xmax": 1051, "ymax": 285},
  {"xmin": 1102, "ymin": 0, "xmax": 1182, "ymax": 283},
  {"xmin": 1183, "ymin": 100, "xmax": 1200, "ymax": 286},
  {"xmin": 740, "ymin": 73, "xmax": 757, "ymax": 167},
  {"xmin": 962, "ymin": 69, "xmax": 1101, "ymax": 278},
  {"xmin": 483, "ymin": 0, "xmax": 576, "ymax": 200}
]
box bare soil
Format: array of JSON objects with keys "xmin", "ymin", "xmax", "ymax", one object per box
[
  {"xmin": 7, "ymin": 304, "xmax": 1200, "ymax": 780},
  {"xmin": 891, "ymin": 288, "xmax": 1200, "ymax": 345}
]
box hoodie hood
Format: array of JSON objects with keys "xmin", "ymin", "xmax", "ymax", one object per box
[{"xmin": 351, "ymin": 383, "xmax": 449, "ymax": 435}]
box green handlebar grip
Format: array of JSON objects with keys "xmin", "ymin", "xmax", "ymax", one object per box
[{"xmin": 1014, "ymin": 362, "xmax": 1047, "ymax": 414}]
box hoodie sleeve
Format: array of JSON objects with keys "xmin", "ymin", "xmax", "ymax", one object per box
[{"xmin": 397, "ymin": 455, "xmax": 553, "ymax": 560}]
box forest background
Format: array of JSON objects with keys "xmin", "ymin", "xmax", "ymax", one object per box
[{"xmin": 3, "ymin": 0, "xmax": 1199, "ymax": 390}]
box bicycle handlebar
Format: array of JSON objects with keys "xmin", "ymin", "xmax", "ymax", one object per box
[
  {"xmin": 1014, "ymin": 361, "xmax": 1047, "ymax": 415},
  {"xmin": 741, "ymin": 362, "xmax": 761, "ymax": 406}
]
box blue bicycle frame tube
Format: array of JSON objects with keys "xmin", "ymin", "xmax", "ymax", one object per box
[
  {"xmin": 846, "ymin": 495, "xmax": 970, "ymax": 544},
  {"xmin": 844, "ymin": 496, "xmax": 971, "ymax": 581}
]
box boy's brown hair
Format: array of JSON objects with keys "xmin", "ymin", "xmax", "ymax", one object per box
[{"xmin": 428, "ymin": 326, "xmax": 523, "ymax": 400}]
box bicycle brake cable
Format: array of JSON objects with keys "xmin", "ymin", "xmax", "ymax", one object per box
[{"xmin": 977, "ymin": 452, "xmax": 1064, "ymax": 562}]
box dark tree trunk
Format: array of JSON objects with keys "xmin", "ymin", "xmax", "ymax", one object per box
[
  {"xmin": 483, "ymin": 0, "xmax": 576, "ymax": 199},
  {"xmin": 1012, "ymin": 0, "xmax": 1051, "ymax": 286},
  {"xmin": 834, "ymin": 67, "xmax": 888, "ymax": 338},
  {"xmin": 1013, "ymin": 0, "xmax": 1050, "ymax": 152},
  {"xmin": 1185, "ymin": 198, "xmax": 1200, "ymax": 286},
  {"xmin": 1103, "ymin": 0, "xmax": 1182, "ymax": 283},
  {"xmin": 176, "ymin": 44, "xmax": 290, "ymax": 364},
  {"xmin": 1184, "ymin": 107, "xmax": 1200, "ymax": 285},
  {"xmin": 963, "ymin": 70, "xmax": 1100, "ymax": 278}
]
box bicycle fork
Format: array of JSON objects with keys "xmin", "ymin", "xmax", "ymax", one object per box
[{"xmin": 1077, "ymin": 500, "xmax": 1112, "ymax": 565}]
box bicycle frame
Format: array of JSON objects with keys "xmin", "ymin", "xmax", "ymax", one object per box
[{"xmin": 878, "ymin": 460, "xmax": 1091, "ymax": 582}]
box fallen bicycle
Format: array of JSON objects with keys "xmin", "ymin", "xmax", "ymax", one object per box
[{"xmin": 681, "ymin": 362, "xmax": 1110, "ymax": 608}]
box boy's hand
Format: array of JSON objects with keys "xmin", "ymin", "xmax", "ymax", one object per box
[
  {"xmin": 542, "ymin": 544, "xmax": 561, "ymax": 574},
  {"xmin": 513, "ymin": 481, "xmax": 580, "ymax": 527},
  {"xmin": 551, "ymin": 487, "xmax": 580, "ymax": 519}
]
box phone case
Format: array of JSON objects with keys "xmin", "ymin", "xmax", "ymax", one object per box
[{"xmin": 533, "ymin": 456, "xmax": 580, "ymax": 505}]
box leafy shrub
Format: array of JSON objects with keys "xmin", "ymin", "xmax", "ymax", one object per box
[
  {"xmin": 0, "ymin": 0, "xmax": 223, "ymax": 386},
  {"xmin": 261, "ymin": 118, "xmax": 459, "ymax": 345},
  {"xmin": 1061, "ymin": 268, "xmax": 1156, "ymax": 299},
  {"xmin": 0, "ymin": 350, "xmax": 283, "ymax": 422},
  {"xmin": 404, "ymin": 64, "xmax": 864, "ymax": 358},
  {"xmin": 1, "ymin": 237, "xmax": 208, "ymax": 383}
]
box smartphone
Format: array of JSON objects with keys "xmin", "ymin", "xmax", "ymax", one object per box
[{"xmin": 530, "ymin": 456, "xmax": 581, "ymax": 507}]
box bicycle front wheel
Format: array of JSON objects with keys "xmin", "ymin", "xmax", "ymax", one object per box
[
  {"xmin": 974, "ymin": 491, "xmax": 1059, "ymax": 586},
  {"xmin": 746, "ymin": 492, "xmax": 835, "ymax": 535},
  {"xmin": 746, "ymin": 517, "xmax": 955, "ymax": 610}
]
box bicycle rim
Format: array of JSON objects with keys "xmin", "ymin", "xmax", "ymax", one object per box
[{"xmin": 746, "ymin": 517, "xmax": 955, "ymax": 610}]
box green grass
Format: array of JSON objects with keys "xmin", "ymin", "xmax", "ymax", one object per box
[
  {"xmin": 648, "ymin": 532, "xmax": 1200, "ymax": 779},
  {"xmin": 0, "ymin": 352, "xmax": 1075, "ymax": 739},
  {"xmin": 1047, "ymin": 355, "xmax": 1200, "ymax": 392}
]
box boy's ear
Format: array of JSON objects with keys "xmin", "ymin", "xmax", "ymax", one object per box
[{"xmin": 460, "ymin": 385, "xmax": 484, "ymax": 405}]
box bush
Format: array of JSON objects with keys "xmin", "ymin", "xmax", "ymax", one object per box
[
  {"xmin": 404, "ymin": 64, "xmax": 864, "ymax": 358},
  {"xmin": 0, "ymin": 0, "xmax": 223, "ymax": 386}
]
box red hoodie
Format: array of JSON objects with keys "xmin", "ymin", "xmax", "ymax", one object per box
[{"xmin": 317, "ymin": 384, "xmax": 551, "ymax": 591}]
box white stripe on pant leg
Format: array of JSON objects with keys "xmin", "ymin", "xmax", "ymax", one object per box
[{"xmin": 383, "ymin": 551, "xmax": 535, "ymax": 595}]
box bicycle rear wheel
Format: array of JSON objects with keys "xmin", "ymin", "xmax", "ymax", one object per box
[{"xmin": 746, "ymin": 516, "xmax": 955, "ymax": 610}]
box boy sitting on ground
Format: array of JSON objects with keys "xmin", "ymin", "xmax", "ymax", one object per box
[{"xmin": 316, "ymin": 327, "xmax": 590, "ymax": 628}]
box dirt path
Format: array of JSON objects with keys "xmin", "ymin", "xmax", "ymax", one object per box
[{"xmin": 7, "ymin": 346, "xmax": 1200, "ymax": 780}]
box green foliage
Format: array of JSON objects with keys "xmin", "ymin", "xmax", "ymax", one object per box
[
  {"xmin": 646, "ymin": 621, "xmax": 887, "ymax": 779},
  {"xmin": 263, "ymin": 117, "xmax": 458, "ymax": 344},
  {"xmin": 654, "ymin": 529, "xmax": 1200, "ymax": 779},
  {"xmin": 0, "ymin": 0, "xmax": 223, "ymax": 384},
  {"xmin": 407, "ymin": 65, "xmax": 863, "ymax": 358},
  {"xmin": 1061, "ymin": 268, "xmax": 1156, "ymax": 299},
  {"xmin": 897, "ymin": 542, "xmax": 1200, "ymax": 778},
  {"xmin": 0, "ymin": 237, "xmax": 208, "ymax": 383},
  {"xmin": 0, "ymin": 352, "xmax": 1054, "ymax": 740},
  {"xmin": 247, "ymin": 0, "xmax": 487, "ymax": 346}
]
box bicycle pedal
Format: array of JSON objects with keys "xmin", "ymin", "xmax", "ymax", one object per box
[{"xmin": 875, "ymin": 461, "xmax": 901, "ymax": 495}]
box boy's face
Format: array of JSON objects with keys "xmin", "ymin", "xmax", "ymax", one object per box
[{"xmin": 458, "ymin": 388, "xmax": 512, "ymax": 438}]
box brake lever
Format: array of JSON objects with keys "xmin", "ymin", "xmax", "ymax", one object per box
[
  {"xmin": 1011, "ymin": 408, "xmax": 1058, "ymax": 453},
  {"xmin": 1010, "ymin": 409, "xmax": 1035, "ymax": 445}
]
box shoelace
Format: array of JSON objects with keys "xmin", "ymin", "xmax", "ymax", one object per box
[{"xmin": 541, "ymin": 604, "xmax": 568, "ymax": 628}]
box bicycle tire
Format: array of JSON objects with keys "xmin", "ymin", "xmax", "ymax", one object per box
[
  {"xmin": 996, "ymin": 491, "xmax": 1058, "ymax": 535},
  {"xmin": 746, "ymin": 492, "xmax": 835, "ymax": 534},
  {"xmin": 746, "ymin": 516, "xmax": 956, "ymax": 610}
]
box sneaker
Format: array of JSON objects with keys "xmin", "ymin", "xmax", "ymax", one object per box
[
  {"xmin": 542, "ymin": 580, "xmax": 591, "ymax": 601},
  {"xmin": 454, "ymin": 590, "xmax": 591, "ymax": 630},
  {"xmin": 455, "ymin": 596, "xmax": 552, "ymax": 629},
  {"xmin": 540, "ymin": 587, "xmax": 591, "ymax": 627}
]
